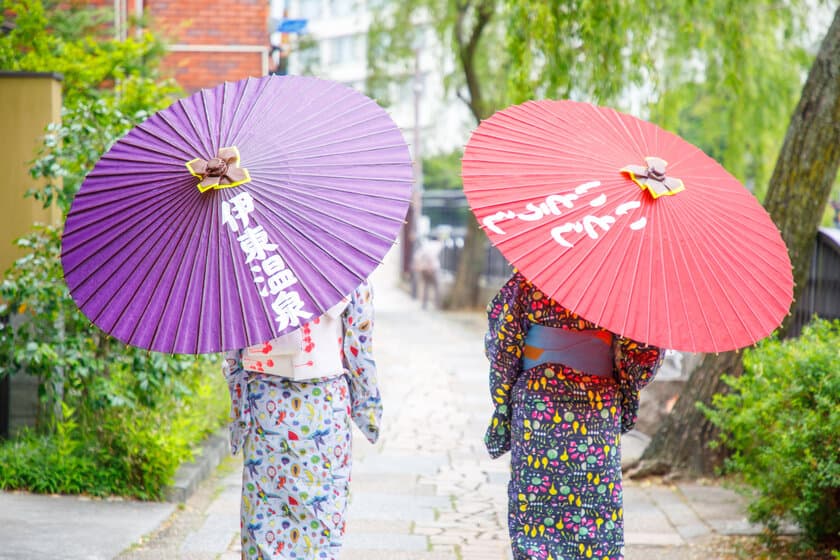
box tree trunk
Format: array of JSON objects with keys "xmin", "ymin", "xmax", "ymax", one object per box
[
  {"xmin": 762, "ymin": 7, "xmax": 840, "ymax": 336},
  {"xmin": 446, "ymin": 0, "xmax": 496, "ymax": 310},
  {"xmin": 631, "ymin": 351, "xmax": 741, "ymax": 477},
  {"xmin": 444, "ymin": 213, "xmax": 487, "ymax": 309},
  {"xmin": 635, "ymin": 7, "xmax": 840, "ymax": 478}
]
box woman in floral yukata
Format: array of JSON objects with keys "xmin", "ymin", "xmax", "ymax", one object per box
[
  {"xmin": 485, "ymin": 271, "xmax": 663, "ymax": 560},
  {"xmin": 222, "ymin": 280, "xmax": 381, "ymax": 560}
]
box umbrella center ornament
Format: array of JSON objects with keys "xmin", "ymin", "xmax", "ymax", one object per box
[
  {"xmin": 621, "ymin": 156, "xmax": 684, "ymax": 199},
  {"xmin": 186, "ymin": 146, "xmax": 252, "ymax": 193}
]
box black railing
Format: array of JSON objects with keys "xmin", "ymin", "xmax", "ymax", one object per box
[
  {"xmin": 422, "ymin": 190, "xmax": 471, "ymax": 233},
  {"xmin": 790, "ymin": 227, "xmax": 840, "ymax": 336},
  {"xmin": 424, "ymin": 192, "xmax": 840, "ymax": 333},
  {"xmin": 423, "ymin": 190, "xmax": 513, "ymax": 285},
  {"xmin": 438, "ymin": 236, "xmax": 512, "ymax": 285}
]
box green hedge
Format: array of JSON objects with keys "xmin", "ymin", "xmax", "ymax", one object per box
[
  {"xmin": 0, "ymin": 0, "xmax": 231, "ymax": 501},
  {"xmin": 0, "ymin": 358, "xmax": 228, "ymax": 500},
  {"xmin": 705, "ymin": 318, "xmax": 840, "ymax": 549}
]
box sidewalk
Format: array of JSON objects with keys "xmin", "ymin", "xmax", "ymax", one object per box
[{"xmin": 0, "ymin": 255, "xmax": 763, "ymax": 560}]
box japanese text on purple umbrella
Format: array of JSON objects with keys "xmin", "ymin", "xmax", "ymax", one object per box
[
  {"xmin": 222, "ymin": 192, "xmax": 313, "ymax": 330},
  {"xmin": 481, "ymin": 180, "xmax": 647, "ymax": 247}
]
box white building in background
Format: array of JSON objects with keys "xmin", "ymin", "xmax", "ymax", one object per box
[{"xmin": 271, "ymin": 0, "xmax": 473, "ymax": 160}]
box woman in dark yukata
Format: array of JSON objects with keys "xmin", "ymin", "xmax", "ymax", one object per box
[{"xmin": 485, "ymin": 271, "xmax": 663, "ymax": 560}]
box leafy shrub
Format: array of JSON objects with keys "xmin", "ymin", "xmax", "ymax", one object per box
[
  {"xmin": 705, "ymin": 319, "xmax": 840, "ymax": 548},
  {"xmin": 0, "ymin": 0, "xmax": 230, "ymax": 499},
  {"xmin": 0, "ymin": 88, "xmax": 227, "ymax": 501},
  {"xmin": 0, "ymin": 0, "xmax": 177, "ymax": 109},
  {"xmin": 0, "ymin": 359, "xmax": 228, "ymax": 499}
]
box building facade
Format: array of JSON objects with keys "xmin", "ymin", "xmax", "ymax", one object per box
[
  {"xmin": 86, "ymin": 0, "xmax": 270, "ymax": 92},
  {"xmin": 279, "ymin": 0, "xmax": 472, "ymax": 159},
  {"xmin": 276, "ymin": 0, "xmax": 474, "ymax": 274}
]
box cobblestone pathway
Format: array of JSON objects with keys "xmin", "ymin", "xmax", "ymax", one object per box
[{"xmin": 119, "ymin": 263, "xmax": 759, "ymax": 560}]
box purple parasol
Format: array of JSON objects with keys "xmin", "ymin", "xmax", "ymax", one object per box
[{"xmin": 62, "ymin": 75, "xmax": 413, "ymax": 354}]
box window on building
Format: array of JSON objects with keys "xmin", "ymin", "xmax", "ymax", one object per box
[
  {"xmin": 296, "ymin": 42, "xmax": 321, "ymax": 69},
  {"xmin": 329, "ymin": 0, "xmax": 356, "ymax": 18},
  {"xmin": 329, "ymin": 34, "xmax": 364, "ymax": 66},
  {"xmin": 298, "ymin": 0, "xmax": 322, "ymax": 20}
]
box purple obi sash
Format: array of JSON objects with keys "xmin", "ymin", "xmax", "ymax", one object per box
[{"xmin": 522, "ymin": 324, "xmax": 615, "ymax": 377}]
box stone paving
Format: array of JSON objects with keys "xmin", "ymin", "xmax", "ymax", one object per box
[{"xmin": 116, "ymin": 255, "xmax": 764, "ymax": 560}]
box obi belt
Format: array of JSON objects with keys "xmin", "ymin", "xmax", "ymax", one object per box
[{"xmin": 522, "ymin": 324, "xmax": 615, "ymax": 378}]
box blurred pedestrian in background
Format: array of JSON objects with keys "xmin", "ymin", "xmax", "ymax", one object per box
[{"xmin": 412, "ymin": 232, "xmax": 443, "ymax": 309}]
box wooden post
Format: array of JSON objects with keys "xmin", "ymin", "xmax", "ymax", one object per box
[
  {"xmin": 0, "ymin": 72, "xmax": 63, "ymax": 272},
  {"xmin": 0, "ymin": 71, "xmax": 63, "ymax": 437}
]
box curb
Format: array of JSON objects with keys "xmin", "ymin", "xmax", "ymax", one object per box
[
  {"xmin": 164, "ymin": 429, "xmax": 231, "ymax": 503},
  {"xmin": 621, "ymin": 430, "xmax": 652, "ymax": 469}
]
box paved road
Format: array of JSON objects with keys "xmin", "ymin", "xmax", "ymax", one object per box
[{"xmin": 0, "ymin": 253, "xmax": 763, "ymax": 559}]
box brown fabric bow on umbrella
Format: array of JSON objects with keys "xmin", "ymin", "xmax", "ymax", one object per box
[
  {"xmin": 186, "ymin": 146, "xmax": 251, "ymax": 193},
  {"xmin": 621, "ymin": 156, "xmax": 684, "ymax": 199}
]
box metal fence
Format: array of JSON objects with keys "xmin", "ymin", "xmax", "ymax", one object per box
[
  {"xmin": 790, "ymin": 227, "xmax": 840, "ymax": 336},
  {"xmin": 423, "ymin": 191, "xmax": 840, "ymax": 334},
  {"xmin": 423, "ymin": 190, "xmax": 513, "ymax": 285},
  {"xmin": 422, "ymin": 190, "xmax": 471, "ymax": 233},
  {"xmin": 438, "ymin": 236, "xmax": 512, "ymax": 285}
]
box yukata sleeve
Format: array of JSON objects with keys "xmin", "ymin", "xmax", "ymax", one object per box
[
  {"xmin": 613, "ymin": 337, "xmax": 664, "ymax": 434},
  {"xmin": 342, "ymin": 281, "xmax": 382, "ymax": 444},
  {"xmin": 221, "ymin": 349, "xmax": 249, "ymax": 455},
  {"xmin": 484, "ymin": 273, "xmax": 529, "ymax": 459}
]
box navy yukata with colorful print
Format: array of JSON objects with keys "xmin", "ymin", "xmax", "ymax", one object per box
[
  {"xmin": 485, "ymin": 272, "xmax": 663, "ymax": 560},
  {"xmin": 223, "ymin": 281, "xmax": 381, "ymax": 560}
]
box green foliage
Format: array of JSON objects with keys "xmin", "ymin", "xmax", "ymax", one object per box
[
  {"xmin": 504, "ymin": 0, "xmax": 650, "ymax": 105},
  {"xmin": 0, "ymin": 0, "xmax": 177, "ymax": 108},
  {"xmin": 0, "ymin": 103, "xmax": 190, "ymax": 425},
  {"xmin": 29, "ymin": 93, "xmax": 174, "ymax": 215},
  {"xmin": 367, "ymin": 0, "xmax": 508, "ymax": 119},
  {"xmin": 504, "ymin": 0, "xmax": 820, "ymax": 199},
  {"xmin": 3, "ymin": 0, "xmax": 179, "ymax": 213},
  {"xmin": 370, "ymin": 0, "xmax": 827, "ymax": 201},
  {"xmin": 366, "ymin": 1, "xmax": 433, "ymax": 108},
  {"xmin": 0, "ymin": 173, "xmax": 228, "ymax": 499},
  {"xmin": 36, "ymin": 1, "xmax": 114, "ymax": 42},
  {"xmin": 0, "ymin": 0, "xmax": 226, "ymax": 499},
  {"xmin": 293, "ymin": 36, "xmax": 322, "ymax": 77},
  {"xmin": 646, "ymin": 1, "xmax": 816, "ymax": 199},
  {"xmin": 0, "ymin": 361, "xmax": 228, "ymax": 499},
  {"xmin": 704, "ymin": 319, "xmax": 840, "ymax": 548},
  {"xmin": 423, "ymin": 150, "xmax": 463, "ymax": 190}
]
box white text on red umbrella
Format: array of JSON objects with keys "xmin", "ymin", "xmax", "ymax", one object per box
[{"xmin": 481, "ymin": 181, "xmax": 647, "ymax": 247}]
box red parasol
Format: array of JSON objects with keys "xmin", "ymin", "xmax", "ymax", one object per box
[{"xmin": 462, "ymin": 99, "xmax": 793, "ymax": 353}]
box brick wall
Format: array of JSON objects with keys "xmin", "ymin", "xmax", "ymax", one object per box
[
  {"xmin": 82, "ymin": 0, "xmax": 269, "ymax": 92},
  {"xmin": 165, "ymin": 51, "xmax": 264, "ymax": 90}
]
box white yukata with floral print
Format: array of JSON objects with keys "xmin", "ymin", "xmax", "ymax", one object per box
[{"xmin": 223, "ymin": 281, "xmax": 381, "ymax": 559}]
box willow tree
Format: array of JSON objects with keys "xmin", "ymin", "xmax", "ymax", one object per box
[
  {"xmin": 368, "ymin": 0, "xmax": 506, "ymax": 308},
  {"xmin": 368, "ymin": 0, "xmax": 817, "ymax": 310},
  {"xmin": 637, "ymin": 5, "xmax": 840, "ymax": 477}
]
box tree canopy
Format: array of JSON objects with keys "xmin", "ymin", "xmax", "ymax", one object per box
[
  {"xmin": 1, "ymin": 0, "xmax": 178, "ymax": 111},
  {"xmin": 1, "ymin": 0, "xmax": 180, "ymax": 213},
  {"xmin": 367, "ymin": 0, "xmax": 828, "ymax": 307},
  {"xmin": 423, "ymin": 150, "xmax": 464, "ymax": 191},
  {"xmin": 507, "ymin": 1, "xmax": 819, "ymax": 198}
]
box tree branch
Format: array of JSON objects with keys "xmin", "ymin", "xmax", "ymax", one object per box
[{"xmin": 454, "ymin": 0, "xmax": 495, "ymax": 122}]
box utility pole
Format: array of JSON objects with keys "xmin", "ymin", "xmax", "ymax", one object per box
[
  {"xmin": 413, "ymin": 43, "xmax": 424, "ymax": 236},
  {"xmin": 404, "ymin": 43, "xmax": 424, "ymax": 293}
]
